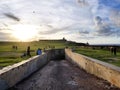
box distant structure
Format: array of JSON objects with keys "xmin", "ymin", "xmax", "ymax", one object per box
[
  {"xmin": 65, "ymin": 41, "xmax": 86, "ymax": 46},
  {"xmin": 39, "ymin": 38, "xmax": 87, "ymax": 46},
  {"xmin": 63, "ymin": 37, "xmax": 67, "ymax": 41},
  {"xmin": 86, "ymin": 42, "xmax": 89, "ymax": 46},
  {"xmin": 39, "ymin": 38, "xmax": 66, "ymax": 42}
]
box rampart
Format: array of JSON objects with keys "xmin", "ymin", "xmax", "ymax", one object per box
[
  {"xmin": 0, "ymin": 49, "xmax": 64, "ymax": 90},
  {"xmin": 0, "ymin": 48, "xmax": 120, "ymax": 89},
  {"xmin": 65, "ymin": 49, "xmax": 120, "ymax": 88}
]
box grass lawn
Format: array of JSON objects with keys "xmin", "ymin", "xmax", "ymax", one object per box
[
  {"xmin": 1, "ymin": 41, "xmax": 120, "ymax": 68},
  {"xmin": 75, "ymin": 47, "xmax": 120, "ymax": 67},
  {"xmin": 0, "ymin": 41, "xmax": 69, "ymax": 68}
]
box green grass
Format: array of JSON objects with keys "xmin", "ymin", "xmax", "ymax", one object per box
[
  {"xmin": 0, "ymin": 56, "xmax": 30, "ymax": 67},
  {"xmin": 75, "ymin": 47, "xmax": 120, "ymax": 67},
  {"xmin": 1, "ymin": 41, "xmax": 120, "ymax": 68},
  {"xmin": 0, "ymin": 41, "xmax": 73, "ymax": 68}
]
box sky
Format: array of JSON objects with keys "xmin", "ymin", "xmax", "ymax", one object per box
[{"xmin": 0, "ymin": 0, "xmax": 120, "ymax": 44}]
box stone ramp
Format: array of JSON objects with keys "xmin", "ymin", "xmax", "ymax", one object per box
[{"xmin": 10, "ymin": 60, "xmax": 119, "ymax": 90}]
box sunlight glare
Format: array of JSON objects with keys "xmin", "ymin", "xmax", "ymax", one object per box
[{"xmin": 11, "ymin": 24, "xmax": 38, "ymax": 41}]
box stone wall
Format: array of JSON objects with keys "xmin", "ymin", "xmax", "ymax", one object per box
[
  {"xmin": 46, "ymin": 49, "xmax": 65, "ymax": 60},
  {"xmin": 65, "ymin": 49, "xmax": 120, "ymax": 88},
  {"xmin": 0, "ymin": 49, "xmax": 64, "ymax": 90},
  {"xmin": 0, "ymin": 54, "xmax": 48, "ymax": 90}
]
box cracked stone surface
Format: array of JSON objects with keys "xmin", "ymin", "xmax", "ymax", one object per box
[{"xmin": 10, "ymin": 60, "xmax": 120, "ymax": 90}]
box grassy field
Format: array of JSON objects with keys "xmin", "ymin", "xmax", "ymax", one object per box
[
  {"xmin": 75, "ymin": 47, "xmax": 120, "ymax": 67},
  {"xmin": 0, "ymin": 40, "xmax": 69, "ymax": 68},
  {"xmin": 0, "ymin": 40, "xmax": 120, "ymax": 68}
]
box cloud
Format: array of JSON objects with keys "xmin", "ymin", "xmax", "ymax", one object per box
[
  {"xmin": 110, "ymin": 10, "xmax": 120, "ymax": 27},
  {"xmin": 39, "ymin": 24, "xmax": 73, "ymax": 35},
  {"xmin": 96, "ymin": 27, "xmax": 114, "ymax": 36},
  {"xmin": 0, "ymin": 0, "xmax": 119, "ymax": 44},
  {"xmin": 3, "ymin": 13, "xmax": 20, "ymax": 21},
  {"xmin": 0, "ymin": 32, "xmax": 14, "ymax": 41},
  {"xmin": 79, "ymin": 30, "xmax": 90, "ymax": 36},
  {"xmin": 116, "ymin": 28, "xmax": 120, "ymax": 37},
  {"xmin": 95, "ymin": 16, "xmax": 102, "ymax": 25},
  {"xmin": 76, "ymin": 0, "xmax": 89, "ymax": 7},
  {"xmin": 77, "ymin": 36, "xmax": 95, "ymax": 40},
  {"xmin": 46, "ymin": 24, "xmax": 53, "ymax": 28},
  {"xmin": 94, "ymin": 16, "xmax": 115, "ymax": 36}
]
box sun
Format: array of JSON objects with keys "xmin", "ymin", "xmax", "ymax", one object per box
[{"xmin": 11, "ymin": 24, "xmax": 38, "ymax": 41}]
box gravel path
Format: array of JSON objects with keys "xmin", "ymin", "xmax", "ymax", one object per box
[{"xmin": 11, "ymin": 60, "xmax": 120, "ymax": 90}]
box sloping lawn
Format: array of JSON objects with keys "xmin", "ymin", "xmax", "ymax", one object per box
[
  {"xmin": 0, "ymin": 41, "xmax": 70, "ymax": 68},
  {"xmin": 75, "ymin": 48, "xmax": 120, "ymax": 67}
]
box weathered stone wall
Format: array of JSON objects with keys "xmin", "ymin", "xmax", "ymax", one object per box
[
  {"xmin": 0, "ymin": 54, "xmax": 48, "ymax": 90},
  {"xmin": 46, "ymin": 49, "xmax": 65, "ymax": 60},
  {"xmin": 65, "ymin": 49, "xmax": 120, "ymax": 88},
  {"xmin": 0, "ymin": 49, "xmax": 64, "ymax": 90}
]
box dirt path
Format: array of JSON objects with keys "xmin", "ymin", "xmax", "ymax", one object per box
[{"xmin": 11, "ymin": 60, "xmax": 119, "ymax": 90}]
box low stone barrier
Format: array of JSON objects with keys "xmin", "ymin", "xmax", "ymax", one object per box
[
  {"xmin": 65, "ymin": 49, "xmax": 120, "ymax": 88},
  {"xmin": 0, "ymin": 49, "xmax": 64, "ymax": 90},
  {"xmin": 0, "ymin": 54, "xmax": 48, "ymax": 90}
]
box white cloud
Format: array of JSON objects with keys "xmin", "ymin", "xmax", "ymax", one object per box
[
  {"xmin": 94, "ymin": 16, "xmax": 115, "ymax": 36},
  {"xmin": 0, "ymin": 0, "xmax": 119, "ymax": 44},
  {"xmin": 110, "ymin": 10, "xmax": 120, "ymax": 27}
]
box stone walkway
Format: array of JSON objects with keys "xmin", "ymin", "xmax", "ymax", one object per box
[{"xmin": 10, "ymin": 60, "xmax": 120, "ymax": 90}]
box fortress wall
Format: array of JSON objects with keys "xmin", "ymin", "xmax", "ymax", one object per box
[
  {"xmin": 65, "ymin": 49, "xmax": 120, "ymax": 88},
  {"xmin": 0, "ymin": 49, "xmax": 64, "ymax": 90}
]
